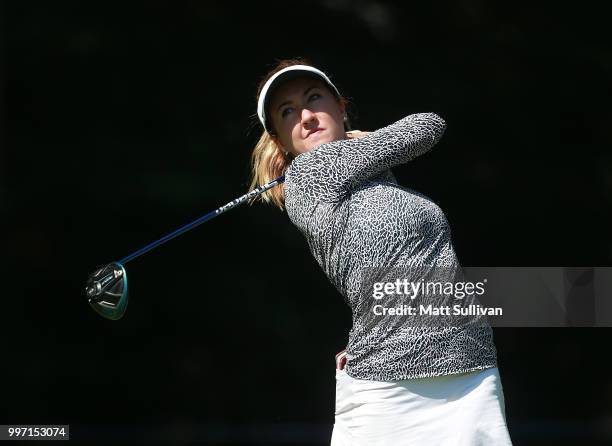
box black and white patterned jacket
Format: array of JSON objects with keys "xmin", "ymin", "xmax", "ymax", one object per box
[{"xmin": 284, "ymin": 113, "xmax": 497, "ymax": 381}]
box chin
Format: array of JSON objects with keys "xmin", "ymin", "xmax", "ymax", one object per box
[
  {"xmin": 309, "ymin": 133, "xmax": 335, "ymax": 147},
  {"xmin": 301, "ymin": 144, "xmax": 318, "ymax": 153}
]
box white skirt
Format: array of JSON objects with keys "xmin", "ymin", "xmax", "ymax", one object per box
[{"xmin": 331, "ymin": 365, "xmax": 512, "ymax": 446}]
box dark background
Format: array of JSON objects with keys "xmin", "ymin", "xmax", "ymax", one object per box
[{"xmin": 4, "ymin": 0, "xmax": 612, "ymax": 444}]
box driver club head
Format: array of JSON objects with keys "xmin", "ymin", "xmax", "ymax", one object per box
[{"xmin": 85, "ymin": 262, "xmax": 128, "ymax": 320}]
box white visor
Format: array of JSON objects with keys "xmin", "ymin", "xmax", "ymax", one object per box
[{"xmin": 256, "ymin": 65, "xmax": 341, "ymax": 133}]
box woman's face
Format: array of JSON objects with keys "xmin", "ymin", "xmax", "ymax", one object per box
[{"xmin": 268, "ymin": 77, "xmax": 346, "ymax": 156}]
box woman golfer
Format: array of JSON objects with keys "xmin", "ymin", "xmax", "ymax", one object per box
[{"xmin": 249, "ymin": 59, "xmax": 512, "ymax": 445}]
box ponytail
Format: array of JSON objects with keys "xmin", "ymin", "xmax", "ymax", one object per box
[{"xmin": 248, "ymin": 131, "xmax": 292, "ymax": 210}]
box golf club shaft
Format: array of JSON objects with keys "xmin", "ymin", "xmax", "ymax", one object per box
[{"xmin": 118, "ymin": 175, "xmax": 285, "ymax": 265}]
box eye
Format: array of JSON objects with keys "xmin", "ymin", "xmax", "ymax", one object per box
[
  {"xmin": 308, "ymin": 93, "xmax": 321, "ymax": 101},
  {"xmin": 281, "ymin": 106, "xmax": 294, "ymax": 118}
]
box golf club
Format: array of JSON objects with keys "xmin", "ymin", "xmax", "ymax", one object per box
[{"xmin": 85, "ymin": 175, "xmax": 285, "ymax": 320}]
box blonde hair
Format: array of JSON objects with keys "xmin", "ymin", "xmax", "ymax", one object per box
[{"xmin": 248, "ymin": 131, "xmax": 291, "ymax": 210}]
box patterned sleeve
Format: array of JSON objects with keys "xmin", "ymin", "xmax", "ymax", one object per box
[{"xmin": 285, "ymin": 113, "xmax": 446, "ymax": 203}]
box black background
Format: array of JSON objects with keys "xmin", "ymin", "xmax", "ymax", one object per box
[{"xmin": 4, "ymin": 1, "xmax": 612, "ymax": 444}]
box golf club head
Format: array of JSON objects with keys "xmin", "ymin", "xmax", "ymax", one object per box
[{"xmin": 85, "ymin": 262, "xmax": 128, "ymax": 320}]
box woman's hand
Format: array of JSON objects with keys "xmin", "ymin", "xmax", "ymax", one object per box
[{"xmin": 346, "ymin": 130, "xmax": 371, "ymax": 139}]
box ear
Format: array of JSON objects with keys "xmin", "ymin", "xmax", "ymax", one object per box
[
  {"xmin": 270, "ymin": 133, "xmax": 288, "ymax": 155},
  {"xmin": 338, "ymin": 97, "xmax": 346, "ymax": 116},
  {"xmin": 338, "ymin": 98, "xmax": 350, "ymax": 131},
  {"xmin": 270, "ymin": 133, "xmax": 282, "ymax": 149}
]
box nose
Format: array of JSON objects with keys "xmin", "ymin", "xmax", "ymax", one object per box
[{"xmin": 300, "ymin": 108, "xmax": 318, "ymax": 129}]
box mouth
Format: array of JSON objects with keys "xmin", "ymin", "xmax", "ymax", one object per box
[{"xmin": 306, "ymin": 128, "xmax": 324, "ymax": 138}]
